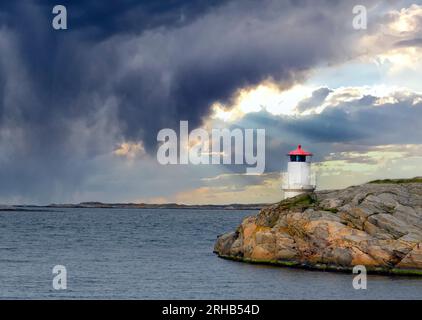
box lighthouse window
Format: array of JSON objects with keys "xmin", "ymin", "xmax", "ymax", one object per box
[{"xmin": 290, "ymin": 155, "xmax": 306, "ymax": 162}]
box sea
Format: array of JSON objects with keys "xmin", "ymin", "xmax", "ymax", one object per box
[{"xmin": 0, "ymin": 208, "xmax": 420, "ymax": 299}]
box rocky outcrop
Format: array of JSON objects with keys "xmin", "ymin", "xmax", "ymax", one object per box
[{"xmin": 214, "ymin": 180, "xmax": 422, "ymax": 275}]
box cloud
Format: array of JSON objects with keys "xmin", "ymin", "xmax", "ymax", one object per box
[
  {"xmin": 113, "ymin": 141, "xmax": 146, "ymax": 159},
  {"xmin": 314, "ymin": 144, "xmax": 422, "ymax": 189},
  {"xmin": 212, "ymin": 84, "xmax": 422, "ymax": 174},
  {"xmin": 171, "ymin": 172, "xmax": 281, "ymax": 205},
  {"xmin": 395, "ymin": 38, "xmax": 422, "ymax": 48},
  {"xmin": 357, "ymin": 4, "xmax": 422, "ymax": 76},
  {"xmin": 1, "ymin": 0, "xmax": 381, "ymax": 149},
  {"xmin": 296, "ymin": 87, "xmax": 332, "ymax": 113},
  {"xmin": 0, "ymin": 0, "xmax": 421, "ymax": 204}
]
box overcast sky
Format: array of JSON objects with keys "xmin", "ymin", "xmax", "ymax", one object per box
[{"xmin": 0, "ymin": 0, "xmax": 421, "ymax": 205}]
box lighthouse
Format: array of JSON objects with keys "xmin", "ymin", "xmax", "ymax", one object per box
[{"xmin": 281, "ymin": 144, "xmax": 316, "ymax": 199}]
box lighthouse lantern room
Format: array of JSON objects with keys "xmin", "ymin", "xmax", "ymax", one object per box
[{"xmin": 281, "ymin": 144, "xmax": 316, "ymax": 199}]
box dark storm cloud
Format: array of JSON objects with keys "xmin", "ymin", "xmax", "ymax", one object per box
[
  {"xmin": 0, "ymin": 0, "xmax": 228, "ymax": 36},
  {"xmin": 1, "ymin": 0, "xmax": 369, "ymax": 145},
  {"xmin": 0, "ymin": 0, "xmax": 379, "ymax": 202}
]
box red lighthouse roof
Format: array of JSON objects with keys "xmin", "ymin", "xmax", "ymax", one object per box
[{"xmin": 288, "ymin": 144, "xmax": 313, "ymax": 156}]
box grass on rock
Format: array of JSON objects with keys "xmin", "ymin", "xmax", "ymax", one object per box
[{"xmin": 369, "ymin": 177, "xmax": 422, "ymax": 184}]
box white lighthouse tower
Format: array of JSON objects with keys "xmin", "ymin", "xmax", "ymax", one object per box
[{"xmin": 281, "ymin": 144, "xmax": 316, "ymax": 199}]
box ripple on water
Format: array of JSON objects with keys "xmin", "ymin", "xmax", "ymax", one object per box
[{"xmin": 0, "ymin": 208, "xmax": 420, "ymax": 299}]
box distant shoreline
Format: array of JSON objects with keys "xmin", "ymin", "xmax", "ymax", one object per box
[{"xmin": 0, "ymin": 202, "xmax": 269, "ymax": 211}]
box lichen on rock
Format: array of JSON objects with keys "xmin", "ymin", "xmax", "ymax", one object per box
[{"xmin": 214, "ymin": 180, "xmax": 422, "ymax": 275}]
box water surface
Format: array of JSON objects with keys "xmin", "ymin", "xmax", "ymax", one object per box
[{"xmin": 0, "ymin": 208, "xmax": 420, "ymax": 299}]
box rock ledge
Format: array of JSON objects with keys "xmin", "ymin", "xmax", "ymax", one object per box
[{"xmin": 214, "ymin": 180, "xmax": 422, "ymax": 275}]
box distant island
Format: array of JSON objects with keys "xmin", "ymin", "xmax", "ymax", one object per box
[
  {"xmin": 214, "ymin": 177, "xmax": 422, "ymax": 276},
  {"xmin": 1, "ymin": 202, "xmax": 268, "ymax": 211},
  {"xmin": 47, "ymin": 202, "xmax": 268, "ymax": 210}
]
